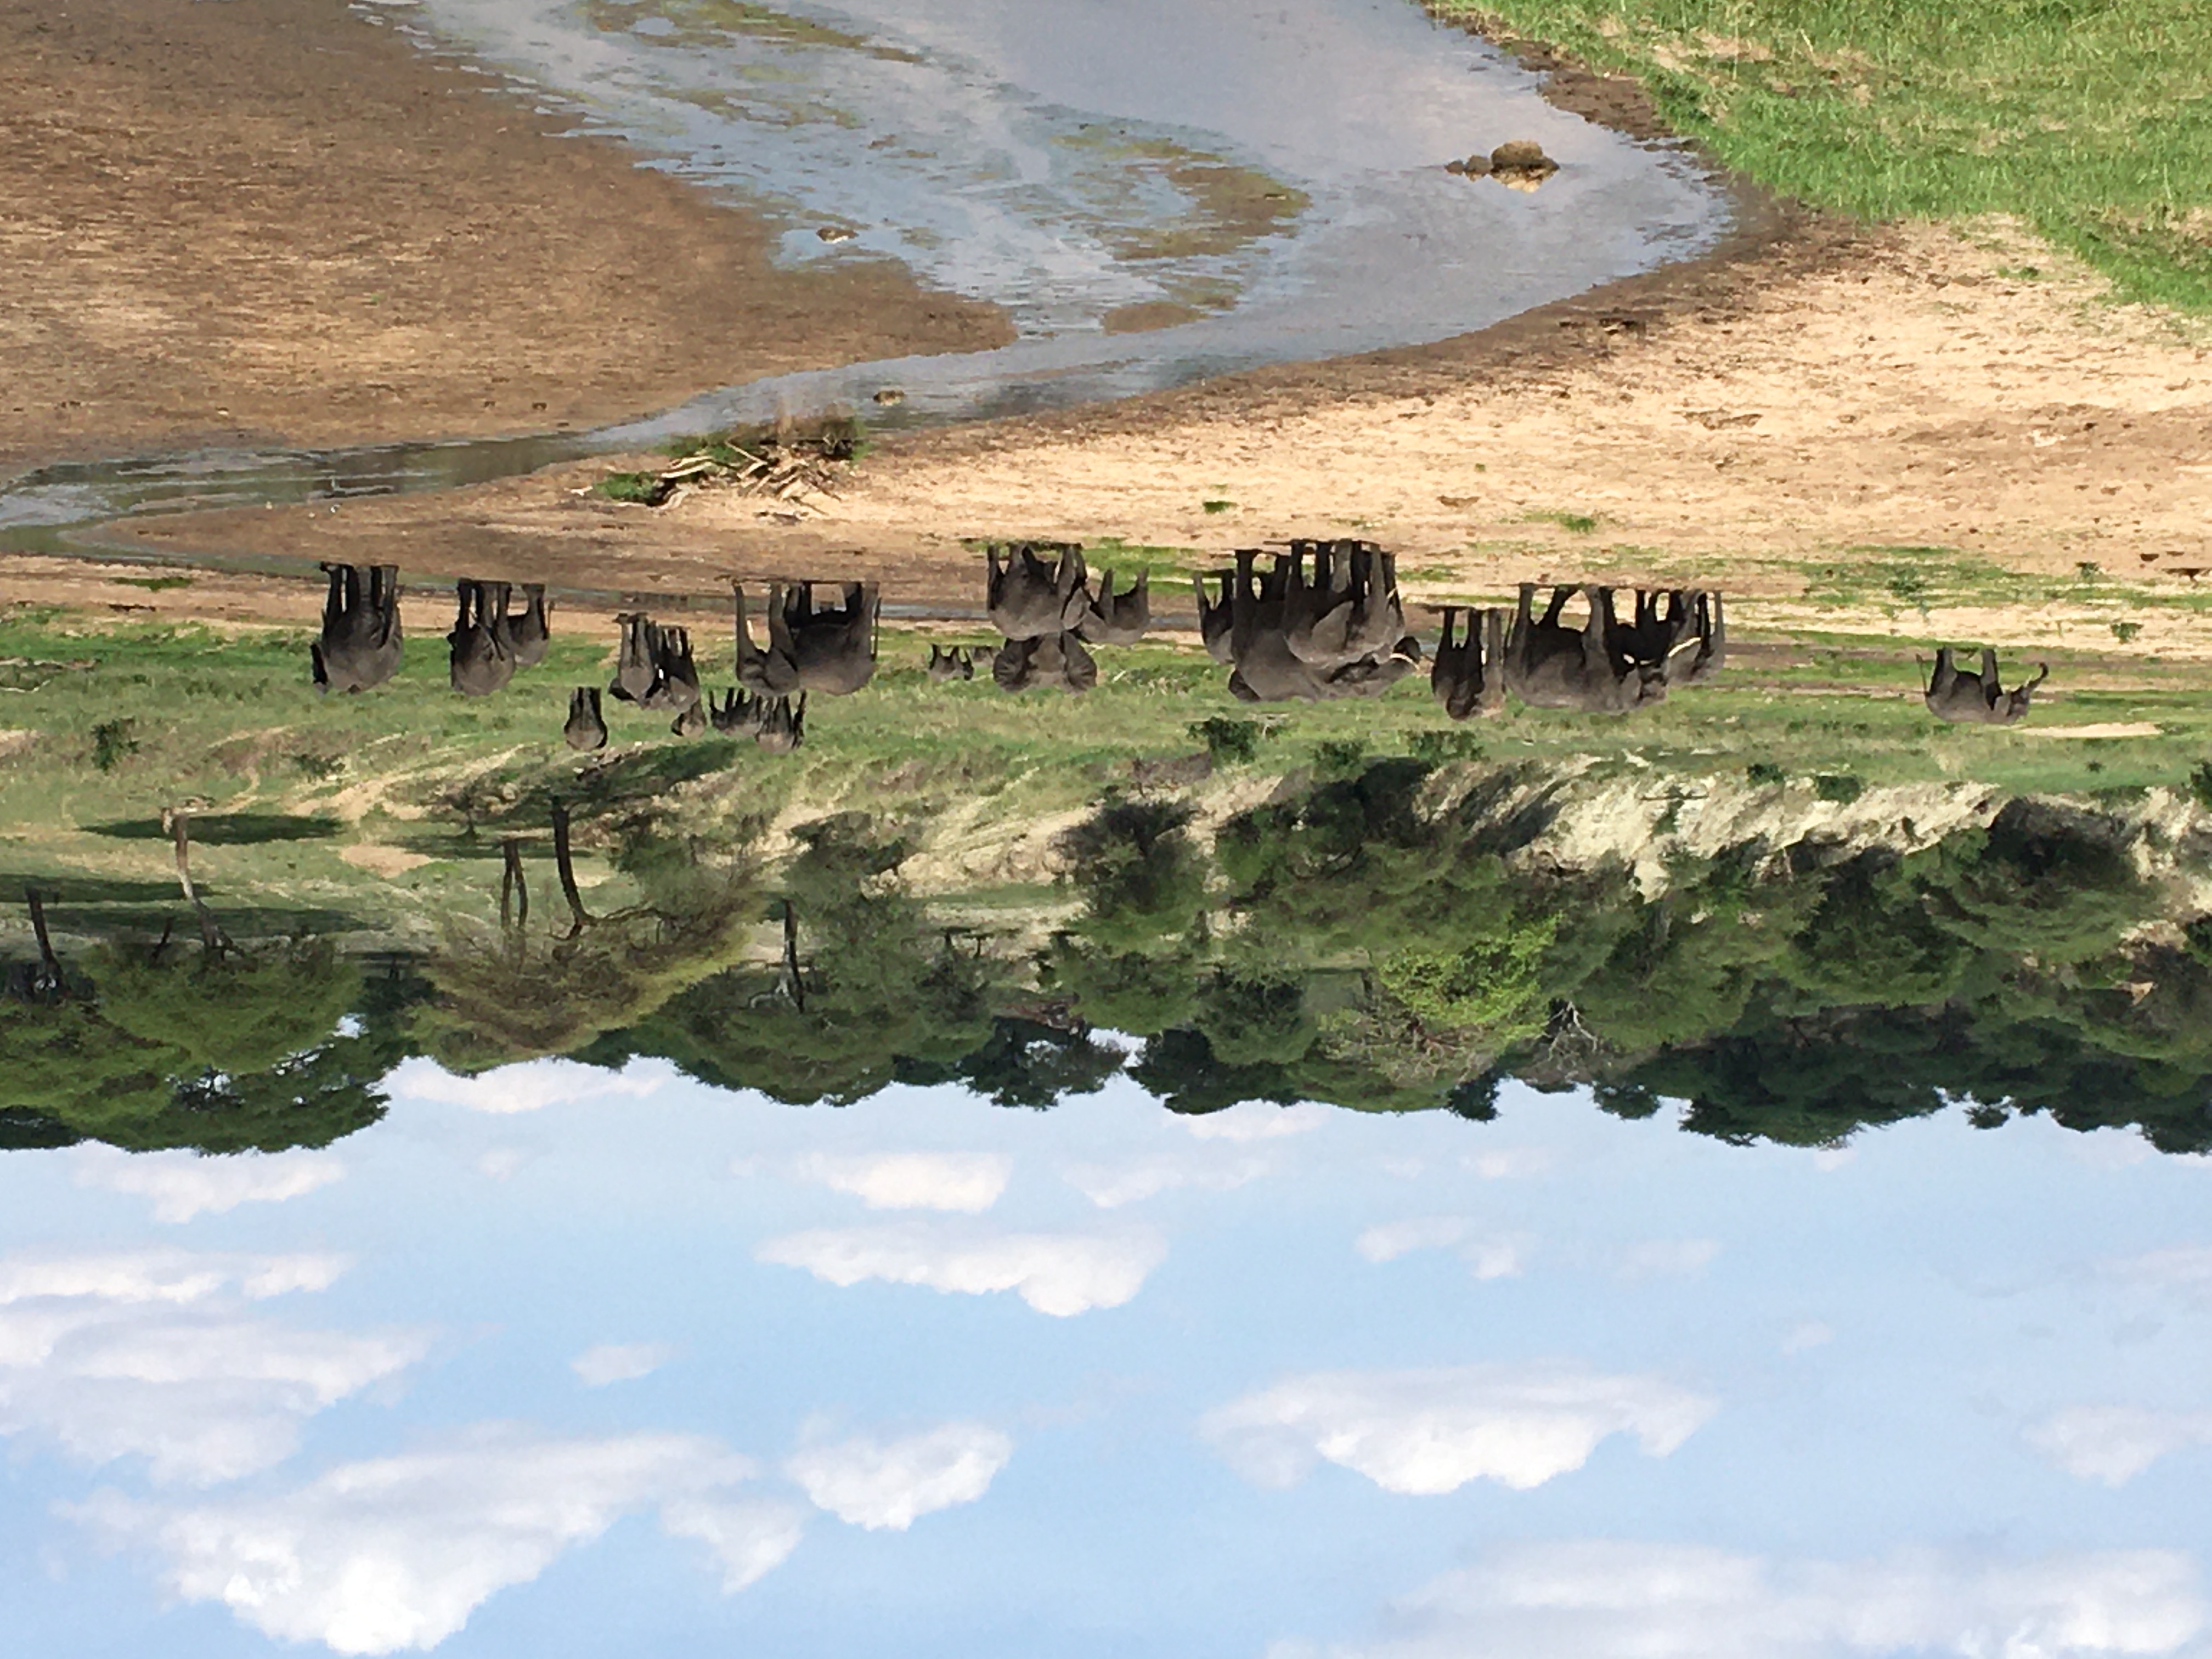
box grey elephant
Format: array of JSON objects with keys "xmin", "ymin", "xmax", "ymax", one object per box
[
  {"xmin": 1672, "ymin": 592, "xmax": 1726, "ymax": 685},
  {"xmin": 312, "ymin": 563, "xmax": 403, "ymax": 694},
  {"xmin": 710, "ymin": 687, "xmax": 806, "ymax": 752},
  {"xmin": 508, "ymin": 584, "xmax": 552, "ymax": 669},
  {"xmin": 1925, "ymin": 647, "xmax": 2047, "ymax": 724},
  {"xmin": 735, "ymin": 582, "xmax": 879, "ymax": 696},
  {"xmin": 992, "ymin": 631, "xmax": 1098, "ymax": 693},
  {"xmin": 1284, "ymin": 540, "xmax": 1408, "ymax": 670},
  {"xmin": 1606, "ymin": 589, "xmax": 1695, "ymax": 678},
  {"xmin": 641, "ymin": 624, "xmax": 702, "ymax": 716},
  {"xmin": 1077, "ymin": 568, "xmax": 1150, "ymax": 646},
  {"xmin": 1504, "ymin": 585, "xmax": 1666, "ymax": 714},
  {"xmin": 1222, "ymin": 545, "xmax": 1419, "ymax": 702},
  {"xmin": 927, "ymin": 644, "xmax": 975, "ymax": 682},
  {"xmin": 1194, "ymin": 570, "xmax": 1238, "ymax": 663},
  {"xmin": 608, "ymin": 613, "xmax": 659, "ymax": 704},
  {"xmin": 449, "ymin": 580, "xmax": 517, "ymax": 697},
  {"xmin": 986, "ymin": 544, "xmax": 1090, "ymax": 640},
  {"xmin": 564, "ymin": 686, "xmax": 608, "ymax": 752},
  {"xmin": 1431, "ymin": 606, "xmax": 1505, "ymax": 720}
]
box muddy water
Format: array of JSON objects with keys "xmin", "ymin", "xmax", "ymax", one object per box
[{"xmin": 2, "ymin": 0, "xmax": 1723, "ymax": 556}]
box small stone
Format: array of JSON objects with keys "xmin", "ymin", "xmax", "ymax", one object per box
[
  {"xmin": 1444, "ymin": 157, "xmax": 1467, "ymax": 174},
  {"xmin": 816, "ymin": 225, "xmax": 856, "ymax": 243},
  {"xmin": 1463, "ymin": 153, "xmax": 1493, "ymax": 176},
  {"xmin": 873, "ymin": 388, "xmax": 905, "ymax": 405}
]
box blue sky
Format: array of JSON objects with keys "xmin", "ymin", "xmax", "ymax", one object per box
[{"xmin": 3, "ymin": 1061, "xmax": 2210, "ymax": 1658}]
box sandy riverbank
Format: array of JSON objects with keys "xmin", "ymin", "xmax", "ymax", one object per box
[
  {"xmin": 0, "ymin": 0, "xmax": 1009, "ymax": 475},
  {"xmin": 107, "ymin": 211, "xmax": 2212, "ymax": 630}
]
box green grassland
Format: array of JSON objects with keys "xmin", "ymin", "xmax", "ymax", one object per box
[{"xmin": 1434, "ymin": 0, "xmax": 2212, "ymax": 312}]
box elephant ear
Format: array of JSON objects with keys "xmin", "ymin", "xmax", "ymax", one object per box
[{"xmin": 1290, "ymin": 600, "xmax": 1355, "ymax": 664}]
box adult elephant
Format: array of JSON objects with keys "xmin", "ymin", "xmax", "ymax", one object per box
[
  {"xmin": 710, "ymin": 687, "xmax": 806, "ymax": 752},
  {"xmin": 987, "ymin": 544, "xmax": 1090, "ymax": 640},
  {"xmin": 508, "ymin": 584, "xmax": 553, "ymax": 668},
  {"xmin": 608, "ymin": 613, "xmax": 659, "ymax": 703},
  {"xmin": 735, "ymin": 582, "xmax": 879, "ymax": 696},
  {"xmin": 1925, "ymin": 647, "xmax": 2047, "ymax": 724},
  {"xmin": 449, "ymin": 579, "xmax": 517, "ymax": 697},
  {"xmin": 1503, "ymin": 585, "xmax": 1666, "ymax": 714},
  {"xmin": 641, "ymin": 624, "xmax": 702, "ymax": 715},
  {"xmin": 563, "ymin": 687, "xmax": 608, "ymax": 752},
  {"xmin": 1605, "ymin": 588, "xmax": 1694, "ymax": 679},
  {"xmin": 1673, "ymin": 591, "xmax": 1726, "ymax": 685},
  {"xmin": 1194, "ymin": 570, "xmax": 1238, "ymax": 664},
  {"xmin": 992, "ymin": 631, "xmax": 1098, "ymax": 693},
  {"xmin": 1077, "ymin": 568, "xmax": 1150, "ymax": 645},
  {"xmin": 312, "ymin": 562, "xmax": 403, "ymax": 693},
  {"xmin": 1431, "ymin": 607, "xmax": 1505, "ymax": 720},
  {"xmin": 1284, "ymin": 540, "xmax": 1407, "ymax": 671}
]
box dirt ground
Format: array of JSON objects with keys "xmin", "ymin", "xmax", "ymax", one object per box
[
  {"xmin": 0, "ymin": 0, "xmax": 1008, "ymax": 476},
  {"xmin": 105, "ymin": 207, "xmax": 2212, "ymax": 630}
]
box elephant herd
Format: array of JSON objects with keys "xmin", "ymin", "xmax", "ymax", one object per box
[{"xmin": 310, "ymin": 552, "xmax": 2056, "ymax": 736}]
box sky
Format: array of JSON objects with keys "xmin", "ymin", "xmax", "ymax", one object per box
[{"xmin": 3, "ymin": 1058, "xmax": 2211, "ymax": 1658}]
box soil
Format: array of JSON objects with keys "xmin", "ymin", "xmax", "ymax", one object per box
[
  {"xmin": 0, "ymin": 0, "xmax": 1010, "ymax": 476},
  {"xmin": 103, "ymin": 207, "xmax": 2212, "ymax": 658}
]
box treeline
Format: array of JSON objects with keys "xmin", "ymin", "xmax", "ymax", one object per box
[{"xmin": 7, "ymin": 761, "xmax": 2211, "ymax": 1156}]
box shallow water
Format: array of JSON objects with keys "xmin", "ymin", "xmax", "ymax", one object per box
[{"xmin": 389, "ymin": 0, "xmax": 1722, "ymax": 425}]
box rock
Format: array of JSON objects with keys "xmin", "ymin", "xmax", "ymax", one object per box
[
  {"xmin": 816, "ymin": 225, "xmax": 856, "ymax": 243},
  {"xmin": 872, "ymin": 388, "xmax": 905, "ymax": 405},
  {"xmin": 1462, "ymin": 153, "xmax": 1493, "ymax": 176},
  {"xmin": 1486, "ymin": 140, "xmax": 1559, "ymax": 192},
  {"xmin": 1444, "ymin": 157, "xmax": 1467, "ymax": 174}
]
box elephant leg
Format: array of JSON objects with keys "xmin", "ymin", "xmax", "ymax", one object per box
[
  {"xmin": 733, "ymin": 585, "xmax": 767, "ymax": 680},
  {"xmin": 1541, "ymin": 586, "xmax": 1572, "ymax": 627},
  {"xmin": 1479, "ymin": 610, "xmax": 1506, "ymax": 712}
]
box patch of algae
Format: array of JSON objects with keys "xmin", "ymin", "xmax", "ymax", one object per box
[
  {"xmin": 1057, "ymin": 128, "xmax": 1308, "ymax": 262},
  {"xmin": 586, "ymin": 0, "xmax": 923, "ymax": 61}
]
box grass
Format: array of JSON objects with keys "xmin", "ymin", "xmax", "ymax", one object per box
[
  {"xmin": 1431, "ymin": 0, "xmax": 2212, "ymax": 313},
  {"xmin": 4, "ymin": 606, "xmax": 2212, "ymax": 953}
]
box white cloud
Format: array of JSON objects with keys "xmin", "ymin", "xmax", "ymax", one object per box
[
  {"xmin": 570, "ymin": 1343, "xmax": 675, "ymax": 1387},
  {"xmin": 75, "ymin": 1427, "xmax": 769, "ymax": 1654},
  {"xmin": 74, "ymin": 1148, "xmax": 344, "ymax": 1223},
  {"xmin": 1182, "ymin": 1103, "xmax": 1331, "ymax": 1142},
  {"xmin": 786, "ymin": 1422, "xmax": 1013, "ymax": 1530},
  {"xmin": 2029, "ymin": 1406, "xmax": 2212, "ymax": 1487},
  {"xmin": 384, "ymin": 1056, "xmax": 672, "ymax": 1116},
  {"xmin": 757, "ymin": 1223, "xmax": 1165, "ymax": 1316},
  {"xmin": 2104, "ymin": 1247, "xmax": 2212, "ymax": 1308},
  {"xmin": 1618, "ymin": 1239, "xmax": 1721, "ymax": 1282},
  {"xmin": 1333, "ymin": 1541, "xmax": 2205, "ymax": 1659},
  {"xmin": 0, "ymin": 1250, "xmax": 421, "ymax": 1485},
  {"xmin": 789, "ymin": 1152, "xmax": 1011, "ymax": 1213},
  {"xmin": 1064, "ymin": 1154, "xmax": 1264, "ymax": 1209},
  {"xmin": 1355, "ymin": 1220, "xmax": 1527, "ymax": 1280},
  {"xmin": 1203, "ymin": 1363, "xmax": 1715, "ymax": 1496},
  {"xmin": 1812, "ymin": 1147, "xmax": 1857, "ymax": 1172},
  {"xmin": 1782, "ymin": 1322, "xmax": 1834, "ymax": 1356},
  {"xmin": 476, "ymin": 1148, "xmax": 527, "ymax": 1181},
  {"xmin": 1466, "ymin": 1148, "xmax": 1555, "ymax": 1180},
  {"xmin": 2068, "ymin": 1130, "xmax": 2158, "ymax": 1172},
  {"xmin": 661, "ymin": 1497, "xmax": 807, "ymax": 1592}
]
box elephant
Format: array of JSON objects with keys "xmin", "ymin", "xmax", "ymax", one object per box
[
  {"xmin": 710, "ymin": 687, "xmax": 806, "ymax": 752},
  {"xmin": 563, "ymin": 686, "xmax": 608, "ymax": 752},
  {"xmin": 507, "ymin": 584, "xmax": 552, "ymax": 668},
  {"xmin": 449, "ymin": 579, "xmax": 517, "ymax": 697},
  {"xmin": 986, "ymin": 544, "xmax": 1090, "ymax": 640},
  {"xmin": 992, "ymin": 631, "xmax": 1098, "ymax": 693},
  {"xmin": 671, "ymin": 701, "xmax": 707, "ymax": 737},
  {"xmin": 608, "ymin": 613, "xmax": 659, "ymax": 704},
  {"xmin": 1194, "ymin": 571, "xmax": 1238, "ymax": 663},
  {"xmin": 735, "ymin": 581, "xmax": 879, "ymax": 696},
  {"xmin": 1077, "ymin": 568, "xmax": 1150, "ymax": 645},
  {"xmin": 1925, "ymin": 647, "xmax": 2048, "ymax": 724},
  {"xmin": 1606, "ymin": 588, "xmax": 1695, "ymax": 678},
  {"xmin": 641, "ymin": 624, "xmax": 702, "ymax": 715},
  {"xmin": 1284, "ymin": 540, "xmax": 1408, "ymax": 670},
  {"xmin": 927, "ymin": 644, "xmax": 975, "ymax": 682},
  {"xmin": 1221, "ymin": 545, "xmax": 1419, "ymax": 701},
  {"xmin": 1503, "ymin": 585, "xmax": 1667, "ymax": 713},
  {"xmin": 312, "ymin": 562, "xmax": 403, "ymax": 693},
  {"xmin": 1672, "ymin": 591, "xmax": 1726, "ymax": 685},
  {"xmin": 1431, "ymin": 606, "xmax": 1506, "ymax": 720}
]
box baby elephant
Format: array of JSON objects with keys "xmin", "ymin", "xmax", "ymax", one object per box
[
  {"xmin": 927, "ymin": 645, "xmax": 975, "ymax": 682},
  {"xmin": 563, "ymin": 686, "xmax": 608, "ymax": 752},
  {"xmin": 1925, "ymin": 647, "xmax": 2048, "ymax": 725}
]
